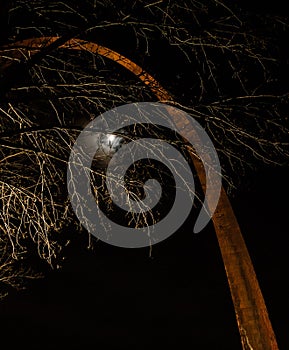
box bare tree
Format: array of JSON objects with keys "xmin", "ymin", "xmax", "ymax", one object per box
[{"xmin": 0, "ymin": 3, "xmax": 288, "ymax": 340}]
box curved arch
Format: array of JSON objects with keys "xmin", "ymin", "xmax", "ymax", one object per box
[
  {"xmin": 0, "ymin": 37, "xmax": 278, "ymax": 349},
  {"xmin": 3, "ymin": 37, "xmax": 172, "ymax": 102}
]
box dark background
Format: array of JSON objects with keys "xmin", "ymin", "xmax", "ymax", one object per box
[
  {"xmin": 0, "ymin": 168, "xmax": 288, "ymax": 350},
  {"xmin": 0, "ymin": 1, "xmax": 288, "ymax": 349}
]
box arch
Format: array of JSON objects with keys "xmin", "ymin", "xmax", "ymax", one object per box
[{"xmin": 0, "ymin": 36, "xmax": 279, "ymax": 349}]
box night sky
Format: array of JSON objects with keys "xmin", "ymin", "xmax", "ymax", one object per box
[
  {"xmin": 0, "ymin": 1, "xmax": 288, "ymax": 349},
  {"xmin": 0, "ymin": 166, "xmax": 289, "ymax": 349}
]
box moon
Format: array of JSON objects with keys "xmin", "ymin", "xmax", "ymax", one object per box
[{"xmin": 93, "ymin": 133, "xmax": 124, "ymax": 167}]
